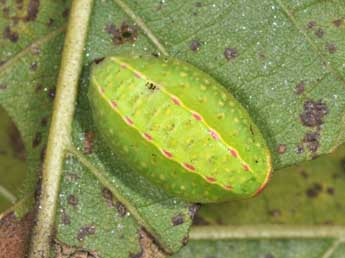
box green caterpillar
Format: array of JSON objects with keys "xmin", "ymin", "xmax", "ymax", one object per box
[{"xmin": 88, "ymin": 55, "xmax": 271, "ymax": 203}]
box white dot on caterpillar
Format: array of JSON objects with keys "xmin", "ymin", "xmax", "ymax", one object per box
[
  {"xmin": 159, "ymin": 174, "xmax": 165, "ymax": 180},
  {"xmin": 204, "ymin": 79, "xmax": 210, "ymax": 85},
  {"xmin": 180, "ymin": 185, "xmax": 186, "ymax": 190},
  {"xmin": 200, "ymin": 85, "xmax": 207, "ymax": 91},
  {"xmin": 218, "ymin": 101, "xmax": 224, "ymax": 107},
  {"xmin": 180, "ymin": 72, "xmax": 188, "ymax": 77},
  {"xmin": 234, "ymin": 118, "xmax": 239, "ymax": 123}
]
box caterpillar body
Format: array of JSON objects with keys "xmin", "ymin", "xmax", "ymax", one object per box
[{"xmin": 88, "ymin": 55, "xmax": 271, "ymax": 203}]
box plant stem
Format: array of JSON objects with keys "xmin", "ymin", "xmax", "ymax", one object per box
[
  {"xmin": 28, "ymin": 1, "xmax": 94, "ymax": 257},
  {"xmin": 190, "ymin": 225, "xmax": 345, "ymax": 239}
]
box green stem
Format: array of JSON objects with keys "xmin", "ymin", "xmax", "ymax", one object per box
[
  {"xmin": 190, "ymin": 225, "xmax": 345, "ymax": 239},
  {"xmin": 28, "ymin": 1, "xmax": 94, "ymax": 257}
]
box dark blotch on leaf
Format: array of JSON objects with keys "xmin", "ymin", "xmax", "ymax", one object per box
[
  {"xmin": 327, "ymin": 187, "xmax": 335, "ymax": 195},
  {"xmin": 300, "ymin": 100, "xmax": 328, "ymax": 127},
  {"xmin": 315, "ymin": 28, "xmax": 324, "ymax": 38},
  {"xmin": 332, "ymin": 18, "xmax": 344, "ymax": 27},
  {"xmin": 77, "ymin": 225, "xmax": 96, "ymax": 241},
  {"xmin": 299, "ymin": 170, "xmax": 309, "ymax": 179},
  {"xmin": 25, "ymin": 0, "xmax": 40, "ymax": 22},
  {"xmin": 32, "ymin": 132, "xmax": 42, "ymax": 148},
  {"xmin": 277, "ymin": 144, "xmax": 286, "ymax": 154},
  {"xmin": 30, "ymin": 62, "xmax": 38, "ymax": 71},
  {"xmin": 190, "ymin": 40, "xmax": 201, "ymax": 52},
  {"xmin": 307, "ymin": 21, "xmax": 316, "ymax": 29},
  {"xmin": 269, "ymin": 209, "xmax": 281, "ymax": 218},
  {"xmin": 306, "ymin": 183, "xmax": 323, "ymax": 198},
  {"xmin": 106, "ymin": 22, "xmax": 138, "ymax": 45},
  {"xmin": 0, "ymin": 83, "xmax": 7, "ymax": 90},
  {"xmin": 40, "ymin": 145, "xmax": 46, "ymax": 162},
  {"xmin": 84, "ymin": 131, "xmax": 95, "ymax": 154},
  {"xmin": 295, "ymin": 81, "xmax": 305, "ymax": 95},
  {"xmin": 224, "ymin": 48, "xmax": 238, "ymax": 60},
  {"xmin": 3, "ymin": 26, "xmax": 19, "ymax": 42},
  {"xmin": 296, "ymin": 145, "xmax": 304, "ymax": 154},
  {"xmin": 326, "ymin": 43, "xmax": 337, "ymax": 54},
  {"xmin": 303, "ymin": 132, "xmax": 320, "ymax": 153},
  {"xmin": 40, "ymin": 116, "xmax": 49, "ymax": 127},
  {"xmin": 171, "ymin": 214, "xmax": 184, "ymax": 226},
  {"xmin": 67, "ymin": 195, "xmax": 78, "ymax": 206},
  {"xmin": 115, "ymin": 201, "xmax": 127, "ymax": 217},
  {"xmin": 47, "ymin": 18, "xmax": 54, "ymax": 27},
  {"xmin": 60, "ymin": 208, "xmax": 71, "ymax": 225}
]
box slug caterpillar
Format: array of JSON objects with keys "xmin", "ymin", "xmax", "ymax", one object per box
[{"xmin": 88, "ymin": 55, "xmax": 271, "ymax": 203}]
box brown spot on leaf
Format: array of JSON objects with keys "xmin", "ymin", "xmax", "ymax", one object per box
[
  {"xmin": 315, "ymin": 28, "xmax": 324, "ymax": 38},
  {"xmin": 300, "ymin": 100, "xmax": 328, "ymax": 127},
  {"xmin": 224, "ymin": 48, "xmax": 238, "ymax": 60},
  {"xmin": 67, "ymin": 195, "xmax": 78, "ymax": 206},
  {"xmin": 93, "ymin": 57, "xmax": 105, "ymax": 64},
  {"xmin": 77, "ymin": 225, "xmax": 96, "ymax": 241},
  {"xmin": 299, "ymin": 170, "xmax": 309, "ymax": 179},
  {"xmin": 277, "ymin": 144, "xmax": 286, "ymax": 154},
  {"xmin": 190, "ymin": 40, "xmax": 201, "ymax": 52},
  {"xmin": 84, "ymin": 131, "xmax": 95, "ymax": 154},
  {"xmin": 303, "ymin": 132, "xmax": 320, "ymax": 153},
  {"xmin": 295, "ymin": 81, "xmax": 305, "ymax": 95},
  {"xmin": 40, "ymin": 145, "xmax": 46, "ymax": 162},
  {"xmin": 32, "ymin": 131, "xmax": 42, "ymax": 148},
  {"xmin": 327, "ymin": 187, "xmax": 335, "ymax": 195},
  {"xmin": 30, "ymin": 61, "xmax": 38, "ymax": 71},
  {"xmin": 307, "ymin": 21, "xmax": 316, "ymax": 29},
  {"xmin": 0, "ymin": 212, "xmax": 34, "ymax": 258},
  {"xmin": 47, "ymin": 18, "xmax": 54, "ymax": 27},
  {"xmin": 25, "ymin": 0, "xmax": 40, "ymax": 22},
  {"xmin": 40, "ymin": 116, "xmax": 49, "ymax": 127},
  {"xmin": 333, "ymin": 18, "xmax": 344, "ymax": 27},
  {"xmin": 3, "ymin": 26, "xmax": 19, "ymax": 42},
  {"xmin": 115, "ymin": 201, "xmax": 127, "ymax": 217},
  {"xmin": 0, "ymin": 83, "xmax": 7, "ymax": 90},
  {"xmin": 106, "ymin": 22, "xmax": 138, "ymax": 45},
  {"xmin": 306, "ymin": 182, "xmax": 323, "ymax": 198},
  {"xmin": 269, "ymin": 209, "xmax": 281, "ymax": 218},
  {"xmin": 296, "ymin": 145, "xmax": 304, "ymax": 154},
  {"xmin": 326, "ymin": 43, "xmax": 337, "ymax": 54},
  {"xmin": 171, "ymin": 214, "xmax": 184, "ymax": 226},
  {"xmin": 60, "ymin": 208, "xmax": 71, "ymax": 225},
  {"xmin": 102, "ymin": 187, "xmax": 114, "ymax": 208}
]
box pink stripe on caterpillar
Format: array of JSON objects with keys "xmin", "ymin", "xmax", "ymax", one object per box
[
  {"xmin": 205, "ymin": 176, "xmax": 216, "ymax": 183},
  {"xmin": 171, "ymin": 96, "xmax": 181, "ymax": 106},
  {"xmin": 134, "ymin": 72, "xmax": 142, "ymax": 79},
  {"xmin": 228, "ymin": 148, "xmax": 238, "ymax": 158},
  {"xmin": 111, "ymin": 101, "xmax": 118, "ymax": 108},
  {"xmin": 120, "ymin": 63, "xmax": 127, "ymax": 69},
  {"xmin": 162, "ymin": 149, "xmax": 173, "ymax": 158},
  {"xmin": 192, "ymin": 112, "xmax": 202, "ymax": 121},
  {"xmin": 100, "ymin": 87, "xmax": 105, "ymax": 93},
  {"xmin": 243, "ymin": 164, "xmax": 250, "ymax": 171},
  {"xmin": 209, "ymin": 129, "xmax": 219, "ymax": 140},
  {"xmin": 143, "ymin": 133, "xmax": 153, "ymax": 141},
  {"xmin": 224, "ymin": 185, "xmax": 232, "ymax": 190},
  {"xmin": 125, "ymin": 116, "xmax": 133, "ymax": 125},
  {"xmin": 183, "ymin": 163, "xmax": 195, "ymax": 172}
]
